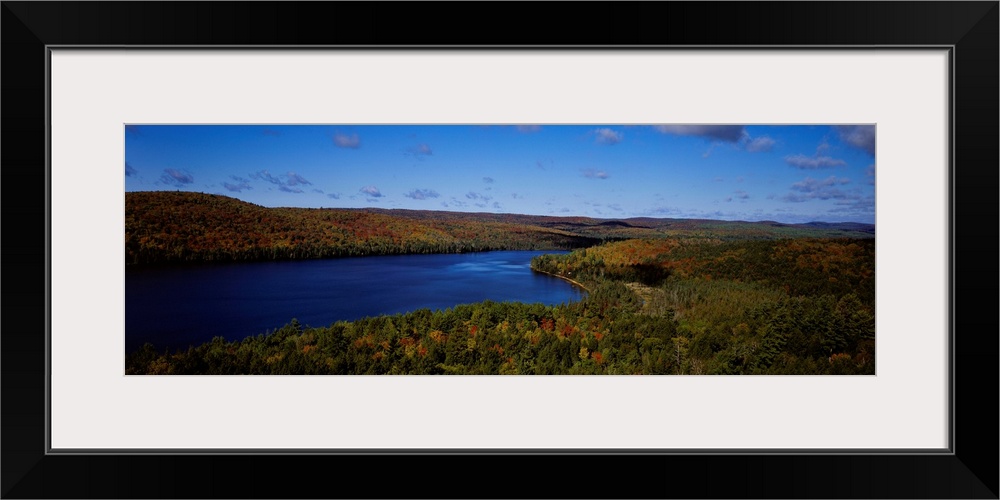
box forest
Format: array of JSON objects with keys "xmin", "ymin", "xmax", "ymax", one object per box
[
  {"xmin": 125, "ymin": 194, "xmax": 876, "ymax": 375},
  {"xmin": 125, "ymin": 191, "xmax": 873, "ymax": 265},
  {"xmin": 126, "ymin": 191, "xmax": 597, "ymax": 264}
]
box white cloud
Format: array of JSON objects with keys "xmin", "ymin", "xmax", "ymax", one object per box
[
  {"xmin": 785, "ymin": 154, "xmax": 847, "ymax": 169},
  {"xmin": 333, "ymin": 132, "xmax": 361, "ymax": 149},
  {"xmin": 593, "ymin": 128, "xmax": 623, "ymax": 145},
  {"xmin": 745, "ymin": 136, "xmax": 776, "ymax": 152},
  {"xmin": 405, "ymin": 189, "xmax": 440, "ymax": 200}
]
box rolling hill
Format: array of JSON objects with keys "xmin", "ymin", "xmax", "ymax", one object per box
[{"xmin": 125, "ymin": 191, "xmax": 873, "ymax": 265}]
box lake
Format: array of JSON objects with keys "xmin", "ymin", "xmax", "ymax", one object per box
[{"xmin": 125, "ymin": 250, "xmax": 584, "ymax": 353}]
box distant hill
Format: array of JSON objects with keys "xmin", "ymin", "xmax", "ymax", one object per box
[
  {"xmin": 796, "ymin": 221, "xmax": 877, "ymax": 234},
  {"xmin": 125, "ymin": 191, "xmax": 874, "ymax": 265}
]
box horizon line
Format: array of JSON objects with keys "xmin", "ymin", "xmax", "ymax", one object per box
[{"xmin": 126, "ymin": 190, "xmax": 876, "ymax": 227}]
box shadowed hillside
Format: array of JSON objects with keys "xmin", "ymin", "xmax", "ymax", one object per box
[
  {"xmin": 125, "ymin": 191, "xmax": 873, "ymax": 265},
  {"xmin": 125, "ymin": 192, "xmax": 600, "ymax": 264}
]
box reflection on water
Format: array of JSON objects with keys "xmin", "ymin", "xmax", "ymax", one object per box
[{"xmin": 125, "ymin": 250, "xmax": 582, "ymax": 353}]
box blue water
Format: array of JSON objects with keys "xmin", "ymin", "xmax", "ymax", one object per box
[{"xmin": 125, "ymin": 251, "xmax": 583, "ymax": 353}]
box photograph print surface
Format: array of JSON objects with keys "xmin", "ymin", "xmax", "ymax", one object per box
[{"xmin": 124, "ymin": 124, "xmax": 875, "ymax": 375}]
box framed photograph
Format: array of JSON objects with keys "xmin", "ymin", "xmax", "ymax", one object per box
[
  {"xmin": 120, "ymin": 122, "xmax": 877, "ymax": 378},
  {"xmin": 3, "ymin": 2, "xmax": 996, "ymax": 498}
]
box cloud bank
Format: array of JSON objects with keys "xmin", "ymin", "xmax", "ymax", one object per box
[
  {"xmin": 160, "ymin": 168, "xmax": 193, "ymax": 187},
  {"xmin": 782, "ymin": 176, "xmax": 852, "ymax": 202},
  {"xmin": 785, "ymin": 154, "xmax": 847, "ymax": 169},
  {"xmin": 360, "ymin": 185, "xmax": 383, "ymax": 198},
  {"xmin": 593, "ymin": 128, "xmax": 623, "ymax": 145},
  {"xmin": 654, "ymin": 125, "xmax": 746, "ymax": 142},
  {"xmin": 223, "ymin": 176, "xmax": 252, "ymax": 193},
  {"xmin": 835, "ymin": 125, "xmax": 876, "ymax": 156},
  {"xmin": 582, "ymin": 168, "xmax": 609, "ymax": 179},
  {"xmin": 745, "ymin": 136, "xmax": 776, "ymax": 152},
  {"xmin": 250, "ymin": 170, "xmax": 312, "ymax": 193},
  {"xmin": 405, "ymin": 189, "xmax": 440, "ymax": 200}
]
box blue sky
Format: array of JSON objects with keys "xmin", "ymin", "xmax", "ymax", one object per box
[{"xmin": 125, "ymin": 124, "xmax": 876, "ymax": 224}]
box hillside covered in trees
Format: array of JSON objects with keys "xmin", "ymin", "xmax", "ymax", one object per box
[
  {"xmin": 126, "ymin": 226, "xmax": 876, "ymax": 374},
  {"xmin": 125, "ymin": 191, "xmax": 873, "ymax": 265}
]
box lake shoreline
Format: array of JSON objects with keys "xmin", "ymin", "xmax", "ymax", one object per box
[
  {"xmin": 530, "ymin": 268, "xmax": 590, "ymax": 292},
  {"xmin": 124, "ymin": 245, "xmax": 585, "ymax": 269},
  {"xmin": 127, "ymin": 250, "xmax": 584, "ymax": 353}
]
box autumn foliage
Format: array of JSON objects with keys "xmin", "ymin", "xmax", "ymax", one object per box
[
  {"xmin": 125, "ymin": 191, "xmax": 875, "ymax": 375},
  {"xmin": 125, "ymin": 191, "xmax": 872, "ymax": 265},
  {"xmin": 127, "ymin": 234, "xmax": 875, "ymax": 375}
]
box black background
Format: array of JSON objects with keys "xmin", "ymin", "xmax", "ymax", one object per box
[{"xmin": 2, "ymin": 2, "xmax": 997, "ymax": 498}]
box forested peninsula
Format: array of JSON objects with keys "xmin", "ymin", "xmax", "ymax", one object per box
[{"xmin": 125, "ymin": 192, "xmax": 875, "ymax": 375}]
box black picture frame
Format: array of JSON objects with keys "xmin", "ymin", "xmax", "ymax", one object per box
[{"xmin": 3, "ymin": 2, "xmax": 996, "ymax": 498}]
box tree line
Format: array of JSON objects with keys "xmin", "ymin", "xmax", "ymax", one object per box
[
  {"xmin": 125, "ymin": 191, "xmax": 872, "ymax": 265},
  {"xmin": 126, "ymin": 191, "xmax": 600, "ymax": 265},
  {"xmin": 127, "ymin": 236, "xmax": 875, "ymax": 375}
]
